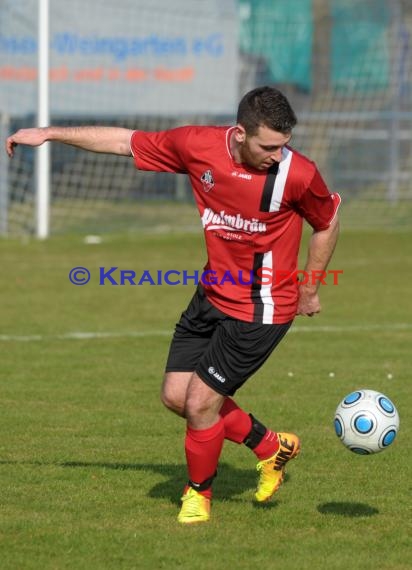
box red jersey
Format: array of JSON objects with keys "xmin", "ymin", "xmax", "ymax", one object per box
[{"xmin": 130, "ymin": 126, "xmax": 340, "ymax": 324}]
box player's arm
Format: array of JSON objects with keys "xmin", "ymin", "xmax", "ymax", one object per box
[
  {"xmin": 297, "ymin": 214, "xmax": 340, "ymax": 316},
  {"xmin": 6, "ymin": 126, "xmax": 133, "ymax": 158}
]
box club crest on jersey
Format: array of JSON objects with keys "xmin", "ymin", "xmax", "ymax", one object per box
[{"xmin": 200, "ymin": 169, "xmax": 215, "ymax": 192}]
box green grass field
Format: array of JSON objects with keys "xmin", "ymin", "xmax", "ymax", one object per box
[{"xmin": 0, "ymin": 228, "xmax": 411, "ymax": 570}]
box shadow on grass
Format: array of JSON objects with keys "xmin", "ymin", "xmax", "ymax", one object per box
[
  {"xmin": 317, "ymin": 502, "xmax": 379, "ymax": 517},
  {"xmin": 0, "ymin": 459, "xmax": 291, "ymax": 507},
  {"xmin": 62, "ymin": 460, "xmax": 281, "ymax": 506},
  {"xmin": 60, "ymin": 461, "xmax": 288, "ymax": 506}
]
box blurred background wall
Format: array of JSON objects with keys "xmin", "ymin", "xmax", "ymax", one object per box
[{"xmin": 1, "ymin": 0, "xmax": 411, "ymax": 235}]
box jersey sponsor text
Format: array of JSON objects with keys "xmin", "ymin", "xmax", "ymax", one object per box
[{"xmin": 201, "ymin": 207, "xmax": 267, "ymax": 234}]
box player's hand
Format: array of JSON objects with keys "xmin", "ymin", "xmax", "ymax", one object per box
[
  {"xmin": 296, "ymin": 286, "xmax": 321, "ymax": 317},
  {"xmin": 6, "ymin": 128, "xmax": 48, "ymax": 157}
]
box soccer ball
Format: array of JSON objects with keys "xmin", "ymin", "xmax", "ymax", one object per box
[{"xmin": 334, "ymin": 389, "xmax": 399, "ymax": 455}]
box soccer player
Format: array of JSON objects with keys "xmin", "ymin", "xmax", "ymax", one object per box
[{"xmin": 6, "ymin": 86, "xmax": 340, "ymax": 524}]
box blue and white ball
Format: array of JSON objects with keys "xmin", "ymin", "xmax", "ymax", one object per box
[{"xmin": 334, "ymin": 389, "xmax": 399, "ymax": 455}]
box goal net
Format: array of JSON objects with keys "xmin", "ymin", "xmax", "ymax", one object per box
[{"xmin": 2, "ymin": 0, "xmax": 412, "ymax": 236}]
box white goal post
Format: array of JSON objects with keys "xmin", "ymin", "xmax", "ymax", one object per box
[{"xmin": 36, "ymin": 0, "xmax": 50, "ymax": 239}]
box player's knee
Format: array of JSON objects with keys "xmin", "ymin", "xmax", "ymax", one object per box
[
  {"xmin": 184, "ymin": 395, "xmax": 212, "ymax": 423},
  {"xmin": 160, "ymin": 386, "xmax": 176, "ymax": 410},
  {"xmin": 160, "ymin": 382, "xmax": 185, "ymax": 416},
  {"xmin": 161, "ymin": 371, "xmax": 195, "ymax": 416}
]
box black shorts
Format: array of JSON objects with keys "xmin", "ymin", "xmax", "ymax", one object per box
[{"xmin": 165, "ymin": 285, "xmax": 292, "ymax": 396}]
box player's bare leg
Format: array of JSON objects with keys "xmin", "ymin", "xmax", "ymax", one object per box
[
  {"xmin": 184, "ymin": 373, "xmax": 225, "ymax": 429},
  {"xmin": 161, "ymin": 371, "xmax": 192, "ymax": 417}
]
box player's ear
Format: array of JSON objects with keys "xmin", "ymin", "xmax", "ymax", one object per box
[{"xmin": 234, "ymin": 124, "xmax": 246, "ymax": 143}]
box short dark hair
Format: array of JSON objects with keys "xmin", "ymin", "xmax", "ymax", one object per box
[{"xmin": 236, "ymin": 86, "xmax": 297, "ymax": 135}]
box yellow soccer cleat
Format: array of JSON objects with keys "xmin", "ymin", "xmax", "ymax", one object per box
[
  {"xmin": 255, "ymin": 432, "xmax": 300, "ymax": 502},
  {"xmin": 177, "ymin": 487, "xmax": 211, "ymax": 524}
]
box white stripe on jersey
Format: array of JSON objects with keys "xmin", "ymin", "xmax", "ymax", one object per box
[
  {"xmin": 260, "ymin": 250, "xmax": 275, "ymax": 324},
  {"xmin": 269, "ymin": 147, "xmax": 293, "ymax": 212}
]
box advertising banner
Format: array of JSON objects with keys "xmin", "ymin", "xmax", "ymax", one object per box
[{"xmin": 0, "ymin": 0, "xmax": 238, "ymax": 116}]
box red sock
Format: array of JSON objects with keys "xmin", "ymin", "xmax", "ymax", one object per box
[
  {"xmin": 253, "ymin": 430, "xmax": 279, "ymax": 461},
  {"xmin": 220, "ymin": 398, "xmax": 252, "ymax": 443},
  {"xmin": 185, "ymin": 417, "xmax": 225, "ymax": 499},
  {"xmin": 220, "ymin": 398, "xmax": 279, "ymax": 460}
]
